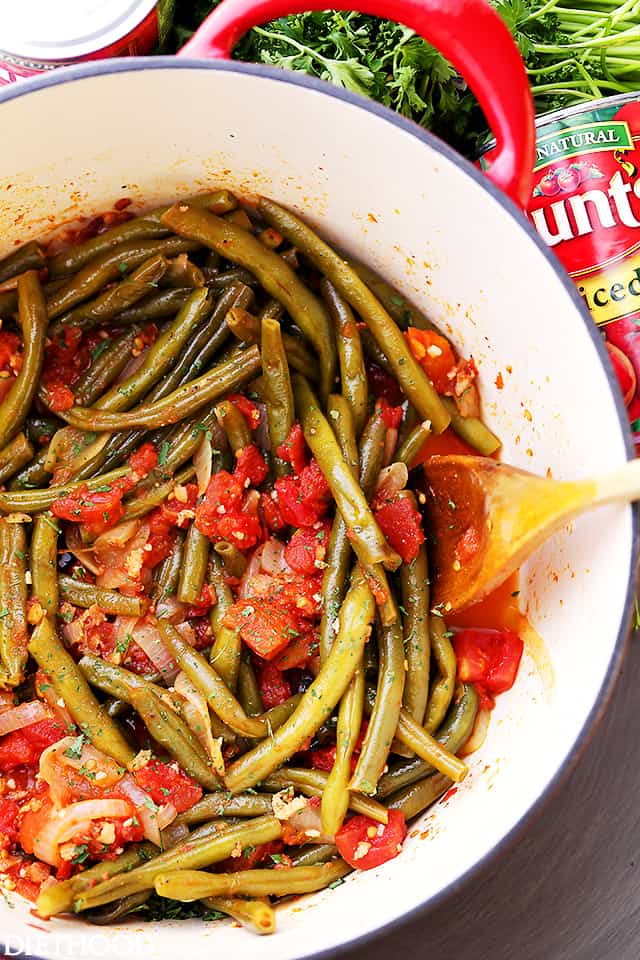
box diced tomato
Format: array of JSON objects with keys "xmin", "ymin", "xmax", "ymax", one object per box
[
  {"xmin": 234, "ymin": 444, "xmax": 268, "ymax": 488},
  {"xmin": 335, "ymin": 810, "xmax": 407, "ymax": 870},
  {"xmin": 310, "ymin": 745, "xmax": 336, "ymax": 772},
  {"xmin": 273, "ymin": 629, "xmax": 318, "ymax": 671},
  {"xmin": 453, "ymin": 628, "xmax": 523, "ymax": 701},
  {"xmin": 160, "ymin": 483, "xmax": 198, "ymax": 527},
  {"xmin": 0, "ymin": 719, "xmax": 67, "ymax": 773},
  {"xmin": 405, "ymin": 328, "xmax": 457, "ymax": 394},
  {"xmin": 260, "ymin": 491, "xmax": 286, "ymax": 532},
  {"xmin": 0, "ymin": 331, "xmax": 21, "ymax": 371},
  {"xmin": 374, "ymin": 495, "xmax": 425, "ymax": 563},
  {"xmin": 0, "ymin": 799, "xmax": 20, "ymax": 848},
  {"xmin": 227, "ymin": 393, "xmax": 261, "ymax": 430},
  {"xmin": 183, "ymin": 584, "xmax": 217, "ymax": 619},
  {"xmin": 256, "ymin": 661, "xmax": 292, "ymax": 708},
  {"xmin": 42, "ymin": 326, "xmax": 90, "ymax": 395},
  {"xmin": 220, "ymin": 840, "xmax": 284, "ymax": 872},
  {"xmin": 284, "ymin": 522, "xmax": 331, "ymax": 576},
  {"xmin": 51, "ymin": 483, "xmax": 124, "ymax": 536},
  {"xmin": 376, "ymin": 397, "xmax": 403, "ymax": 430},
  {"xmin": 126, "ymin": 442, "xmax": 157, "ymax": 486},
  {"xmin": 44, "ymin": 382, "xmax": 75, "ymax": 412},
  {"xmin": 365, "ymin": 361, "xmax": 404, "ymax": 406},
  {"xmin": 225, "ymin": 599, "xmax": 298, "ymax": 661},
  {"xmin": 275, "ymin": 460, "xmax": 331, "ymax": 527},
  {"xmin": 196, "ymin": 471, "xmax": 263, "ymax": 552},
  {"xmin": 132, "ymin": 759, "xmax": 202, "ymax": 813},
  {"xmin": 276, "ymin": 423, "xmax": 307, "ymax": 475},
  {"xmin": 143, "ymin": 510, "xmax": 176, "ymax": 568}
]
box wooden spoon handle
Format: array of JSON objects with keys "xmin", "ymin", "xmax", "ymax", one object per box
[{"xmin": 592, "ymin": 457, "xmax": 640, "ymax": 507}]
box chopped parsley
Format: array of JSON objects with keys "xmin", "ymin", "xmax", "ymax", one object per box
[
  {"xmin": 64, "ymin": 733, "xmax": 87, "ymax": 760},
  {"xmin": 71, "ymin": 844, "xmax": 90, "ymax": 865}
]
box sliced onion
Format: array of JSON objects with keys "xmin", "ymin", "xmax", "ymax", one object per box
[
  {"xmin": 32, "ymin": 799, "xmax": 132, "ymax": 866},
  {"xmin": 37, "ymin": 677, "xmax": 73, "ymax": 728},
  {"xmin": 94, "ymin": 519, "xmax": 141, "ymax": 552},
  {"xmin": 62, "ymin": 617, "xmax": 85, "ymax": 648},
  {"xmin": 154, "ymin": 597, "xmax": 188, "ymax": 624},
  {"xmin": 118, "ymin": 774, "xmax": 162, "ymax": 846},
  {"xmin": 239, "ymin": 572, "xmax": 274, "ymax": 601},
  {"xmin": 174, "ymin": 621, "xmax": 196, "ymax": 648},
  {"xmin": 375, "ymin": 462, "xmax": 408, "ymax": 500},
  {"xmin": 194, "ymin": 434, "xmax": 213, "ymax": 495},
  {"xmin": 242, "ymin": 489, "xmax": 260, "ymax": 516},
  {"xmin": 459, "ymin": 708, "xmax": 491, "ymax": 757},
  {"xmin": 238, "ymin": 545, "xmax": 265, "ymax": 598},
  {"xmin": 116, "ymin": 348, "xmax": 148, "ymax": 384},
  {"xmin": 47, "ymin": 427, "xmax": 110, "ymax": 480},
  {"xmin": 39, "ymin": 738, "xmax": 125, "ymax": 806},
  {"xmin": 129, "ymin": 620, "xmax": 178, "ymax": 682},
  {"xmin": 156, "ymin": 803, "xmax": 178, "ymax": 831},
  {"xmin": 0, "ymin": 700, "xmax": 52, "ymax": 736},
  {"xmin": 95, "ymin": 522, "xmax": 149, "ymax": 590},
  {"xmin": 65, "ymin": 526, "xmax": 103, "ymax": 576},
  {"xmin": 174, "ymin": 671, "xmax": 224, "ymax": 777},
  {"xmin": 286, "ymin": 800, "xmax": 333, "ymax": 843},
  {"xmin": 261, "ymin": 537, "xmax": 290, "ymax": 575}
]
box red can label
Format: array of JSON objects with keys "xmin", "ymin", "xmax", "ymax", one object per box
[{"xmin": 486, "ymin": 96, "xmax": 640, "ymax": 442}]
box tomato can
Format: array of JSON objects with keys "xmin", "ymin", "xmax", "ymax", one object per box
[
  {"xmin": 482, "ymin": 93, "xmax": 640, "ymax": 445},
  {"xmin": 0, "ymin": 0, "xmax": 172, "ymax": 86}
]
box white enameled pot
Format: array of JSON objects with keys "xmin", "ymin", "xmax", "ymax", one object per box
[{"xmin": 0, "ymin": 0, "xmax": 636, "ymax": 957}]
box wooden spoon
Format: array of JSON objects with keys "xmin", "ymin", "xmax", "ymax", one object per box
[{"xmin": 420, "ymin": 454, "xmax": 638, "ymax": 613}]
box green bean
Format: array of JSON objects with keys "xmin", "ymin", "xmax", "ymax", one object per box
[
  {"xmin": 386, "ymin": 772, "xmax": 452, "ymax": 820},
  {"xmin": 424, "ymin": 616, "xmax": 457, "ymax": 734},
  {"xmin": 350, "ymin": 617, "xmax": 405, "ymax": 796},
  {"xmin": 202, "ymin": 896, "xmax": 275, "ymax": 935},
  {"xmin": 36, "ymin": 843, "xmax": 157, "ymax": 917},
  {"xmin": 50, "ymin": 255, "xmax": 168, "ymax": 334},
  {"xmin": 321, "ymin": 668, "xmax": 365, "ymax": 835},
  {"xmin": 227, "ymin": 305, "xmax": 318, "ymax": 382},
  {"xmin": 215, "ymin": 399, "xmax": 251, "ymax": 452},
  {"xmin": 62, "ymin": 347, "xmax": 261, "ymax": 432},
  {"xmin": 126, "ymin": 686, "xmax": 220, "ymax": 790},
  {"xmin": 0, "ymin": 464, "xmax": 129, "ymax": 514},
  {"xmin": 258, "ymin": 198, "xmax": 449, "ymax": 432},
  {"xmin": 294, "ymin": 375, "xmax": 400, "ymax": 574},
  {"xmin": 0, "ymin": 290, "xmax": 17, "ymax": 317},
  {"xmin": 78, "ymin": 655, "xmax": 180, "ymax": 711},
  {"xmin": 261, "ymin": 317, "xmax": 294, "ymax": 476},
  {"xmin": 258, "ymin": 299, "xmax": 285, "ymax": 321},
  {"xmin": 176, "ymin": 525, "xmax": 209, "ymax": 604},
  {"xmin": 395, "ymin": 707, "xmax": 467, "ymax": 783},
  {"xmin": 237, "ymin": 655, "xmax": 263, "ymax": 717},
  {"xmin": 0, "ymin": 520, "xmax": 28, "ymax": 687},
  {"xmin": 156, "ymin": 860, "xmax": 350, "ymax": 902},
  {"xmin": 225, "ymin": 570, "xmax": 375, "ymax": 793},
  {"xmin": 122, "ymin": 465, "xmax": 195, "ymax": 522},
  {"xmin": 262, "ymin": 766, "xmax": 387, "ymax": 824},
  {"xmin": 162, "ymin": 255, "xmax": 204, "ymax": 288},
  {"xmin": 30, "ymin": 512, "xmax": 59, "ymax": 617},
  {"xmin": 208, "ymin": 550, "xmax": 233, "ymax": 636},
  {"xmin": 129, "ymin": 410, "xmax": 220, "ymax": 500},
  {"xmin": 161, "ymin": 203, "xmax": 336, "ymax": 400},
  {"xmin": 58, "ymin": 576, "xmax": 145, "ymax": 616},
  {"xmin": 346, "ymin": 260, "xmax": 435, "ymax": 332},
  {"xmin": 174, "ymin": 792, "xmax": 274, "ymax": 825},
  {"xmin": 7, "ymin": 449, "xmax": 50, "ymax": 490},
  {"xmin": 208, "ymin": 267, "xmax": 259, "ymax": 292},
  {"xmin": 0, "ymin": 241, "xmax": 45, "ymax": 285},
  {"xmin": 115, "ymin": 288, "xmax": 192, "ymax": 325},
  {"xmin": 401, "ymin": 505, "xmax": 430, "ymax": 726},
  {"xmin": 214, "ymin": 541, "xmax": 247, "ymax": 579},
  {"xmin": 47, "ymin": 191, "xmax": 237, "ymax": 278},
  {"xmin": 441, "ymin": 397, "xmax": 501, "ymax": 456},
  {"xmin": 376, "ymin": 684, "xmax": 479, "ymax": 798},
  {"xmin": 289, "ymin": 843, "xmax": 339, "ymax": 867},
  {"xmin": 74, "ymin": 327, "xmax": 143, "ymax": 407},
  {"xmin": 46, "ymin": 238, "xmax": 200, "ymax": 320},
  {"xmin": 73, "ymin": 815, "xmax": 283, "ymax": 912},
  {"xmin": 397, "ymin": 419, "xmax": 432, "ymax": 466},
  {"xmin": 328, "ymin": 394, "xmax": 359, "ymax": 474},
  {"xmin": 0, "ymin": 273, "xmax": 46, "ymax": 449},
  {"xmin": 152, "ymin": 530, "xmax": 185, "ymax": 602},
  {"xmin": 321, "ymin": 280, "xmax": 367, "ymax": 436},
  {"xmin": 0, "ymin": 433, "xmax": 34, "ymax": 484},
  {"xmin": 85, "ymin": 890, "xmax": 152, "ymax": 925},
  {"xmin": 28, "ymin": 617, "xmax": 135, "ymax": 767}
]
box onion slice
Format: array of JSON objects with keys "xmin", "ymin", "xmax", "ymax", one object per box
[
  {"xmin": 194, "ymin": 434, "xmax": 213, "ymax": 495},
  {"xmin": 0, "ymin": 700, "xmax": 51, "ymax": 736},
  {"xmin": 32, "ymin": 799, "xmax": 132, "ymax": 866},
  {"xmin": 174, "ymin": 671, "xmax": 224, "ymax": 777},
  {"xmin": 459, "ymin": 708, "xmax": 491, "ymax": 757},
  {"xmin": 118, "ymin": 774, "xmax": 163, "ymax": 847}
]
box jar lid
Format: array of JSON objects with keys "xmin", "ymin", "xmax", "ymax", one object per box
[{"xmin": 0, "ymin": 0, "xmax": 158, "ymax": 61}]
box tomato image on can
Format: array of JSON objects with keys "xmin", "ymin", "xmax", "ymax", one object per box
[{"xmin": 483, "ymin": 94, "xmax": 640, "ymax": 447}]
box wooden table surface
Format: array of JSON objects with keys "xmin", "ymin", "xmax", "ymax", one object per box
[{"xmin": 347, "ymin": 633, "xmax": 640, "ymax": 960}]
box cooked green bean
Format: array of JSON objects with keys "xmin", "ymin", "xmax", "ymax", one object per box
[
  {"xmin": 321, "ymin": 668, "xmax": 365, "ymax": 835},
  {"xmin": 215, "ymin": 399, "xmax": 251, "ymax": 452},
  {"xmin": 0, "ymin": 464, "xmax": 129, "ymax": 514},
  {"xmin": 177, "ymin": 525, "xmax": 210, "ymax": 604},
  {"xmin": 0, "ymin": 273, "xmax": 46, "ymax": 449},
  {"xmin": 261, "ymin": 316, "xmax": 294, "ymax": 476},
  {"xmin": 85, "ymin": 890, "xmax": 153, "ymax": 925},
  {"xmin": 237, "ymin": 655, "xmax": 263, "ymax": 717},
  {"xmin": 294, "ymin": 375, "xmax": 400, "ymax": 575},
  {"xmin": 61, "ymin": 347, "xmax": 261, "ymax": 431},
  {"xmin": 202, "ymin": 896, "xmax": 275, "ymax": 935},
  {"xmin": 175, "ymin": 792, "xmax": 273, "ymax": 825},
  {"xmin": 79, "ymin": 655, "xmax": 180, "ymax": 711},
  {"xmin": 208, "ymin": 266, "xmax": 260, "ymax": 292},
  {"xmin": 209, "ymin": 620, "xmax": 242, "ymax": 695},
  {"xmin": 7, "ymin": 447, "xmax": 51, "ymax": 490},
  {"xmin": 116, "ymin": 288, "xmax": 192, "ymax": 325},
  {"xmin": 0, "ymin": 520, "xmax": 28, "ymax": 687},
  {"xmin": 328, "ymin": 394, "xmax": 359, "ymax": 474},
  {"xmin": 0, "ymin": 241, "xmax": 45, "ymax": 284},
  {"xmin": 162, "ymin": 255, "xmax": 204, "ymax": 288},
  {"xmin": 262, "ymin": 766, "xmax": 387, "ymax": 824},
  {"xmin": 224, "ymin": 570, "xmax": 375, "ymax": 793},
  {"xmin": 376, "ymin": 684, "xmax": 479, "ymax": 798},
  {"xmin": 127, "ymin": 686, "xmax": 220, "ymax": 790},
  {"xmin": 350, "ymin": 617, "xmax": 405, "ymax": 796},
  {"xmin": 400, "ymin": 505, "xmax": 430, "ymax": 726},
  {"xmin": 155, "ymin": 861, "xmax": 350, "ymax": 901},
  {"xmin": 30, "ymin": 512, "xmax": 59, "ymax": 617},
  {"xmin": 28, "ymin": 618, "xmax": 135, "ymax": 767},
  {"xmin": 208, "ymin": 550, "xmax": 233, "ymax": 636},
  {"xmin": 152, "ymin": 529, "xmax": 185, "ymax": 601},
  {"xmin": 397, "ymin": 419, "xmax": 432, "ymax": 466},
  {"xmin": 386, "ymin": 772, "xmax": 452, "ymax": 820},
  {"xmin": 46, "ymin": 237, "xmax": 200, "ymax": 320},
  {"xmin": 58, "ymin": 576, "xmax": 145, "ymax": 616},
  {"xmin": 160, "ymin": 203, "xmax": 336, "ymax": 400},
  {"xmin": 74, "ymin": 327, "xmax": 143, "ymax": 407},
  {"xmin": 130, "ymin": 410, "xmax": 220, "ymax": 498},
  {"xmin": 72, "ymin": 815, "xmax": 282, "ymax": 912},
  {"xmin": 258, "ymin": 198, "xmax": 449, "ymax": 432},
  {"xmin": 122, "ymin": 464, "xmax": 195, "ymax": 522},
  {"xmin": 395, "ymin": 707, "xmax": 467, "ymax": 783},
  {"xmin": 227, "ymin": 305, "xmax": 318, "ymax": 381},
  {"xmin": 321, "ymin": 279, "xmax": 367, "ymax": 436},
  {"xmin": 289, "ymin": 843, "xmax": 339, "ymax": 867},
  {"xmin": 424, "ymin": 615, "xmax": 457, "ymax": 734},
  {"xmin": 441, "ymin": 397, "xmax": 501, "ymax": 455},
  {"xmin": 213, "ymin": 541, "xmax": 247, "ymax": 579},
  {"xmin": 0, "ymin": 433, "xmax": 34, "ymax": 484},
  {"xmin": 50, "ymin": 254, "xmax": 168, "ymax": 334},
  {"xmin": 346, "ymin": 260, "xmax": 435, "ymax": 332}
]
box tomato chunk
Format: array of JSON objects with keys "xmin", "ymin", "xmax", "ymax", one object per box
[
  {"xmin": 234, "ymin": 444, "xmax": 269, "ymax": 488},
  {"xmin": 374, "ymin": 495, "xmax": 425, "ymax": 563},
  {"xmin": 453, "ymin": 628, "xmax": 523, "ymax": 700},
  {"xmin": 160, "ymin": 483, "xmax": 198, "ymax": 527},
  {"xmin": 133, "ymin": 759, "xmax": 202, "ymax": 813},
  {"xmin": 276, "ymin": 423, "xmax": 307, "ymax": 475},
  {"xmin": 405, "ymin": 328, "xmax": 456, "ymax": 393},
  {"xmin": 274, "ymin": 460, "xmax": 331, "ymax": 527},
  {"xmin": 0, "ymin": 798, "xmax": 20, "ymax": 848},
  {"xmin": 284, "ymin": 522, "xmax": 331, "ymax": 576},
  {"xmin": 224, "ymin": 598, "xmax": 298, "ymax": 661},
  {"xmin": 376, "ymin": 397, "xmax": 403, "ymax": 430},
  {"xmin": 272, "ymin": 629, "xmax": 318, "ymax": 671},
  {"xmin": 335, "ymin": 810, "xmax": 407, "ymax": 870},
  {"xmin": 0, "ymin": 719, "xmax": 67, "ymax": 773},
  {"xmin": 196, "ymin": 471, "xmax": 263, "ymax": 552},
  {"xmin": 256, "ymin": 661, "xmax": 292, "ymax": 709},
  {"xmin": 227, "ymin": 393, "xmax": 261, "ymax": 430}
]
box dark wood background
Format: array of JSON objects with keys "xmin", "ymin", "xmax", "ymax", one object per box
[{"xmin": 348, "ymin": 633, "xmax": 640, "ymax": 960}]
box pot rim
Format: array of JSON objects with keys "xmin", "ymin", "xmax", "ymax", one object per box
[{"xmin": 0, "ymin": 55, "xmax": 637, "ymax": 960}]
